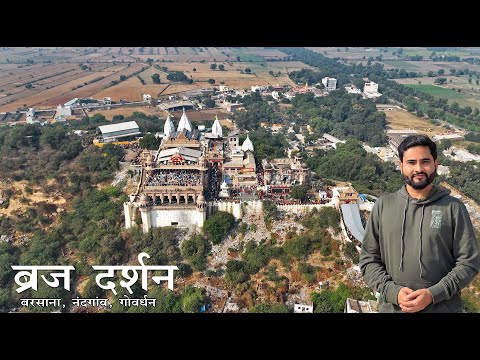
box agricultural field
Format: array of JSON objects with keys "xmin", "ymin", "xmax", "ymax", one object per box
[
  {"xmin": 384, "ymin": 108, "xmax": 448, "ymax": 137},
  {"xmin": 91, "ymin": 106, "xmax": 163, "ymax": 119},
  {"xmin": 381, "ymin": 60, "xmax": 422, "ymax": 71},
  {"xmin": 396, "ymin": 76, "xmax": 480, "ymax": 109},
  {"xmin": 308, "ymin": 47, "xmax": 396, "ymax": 60},
  {"xmin": 311, "ymin": 47, "xmax": 480, "ymax": 61},
  {"xmin": 308, "ymin": 47, "xmax": 480, "ymax": 76},
  {"xmin": 385, "ymin": 60, "xmax": 480, "ymax": 75},
  {"xmin": 0, "ymin": 63, "xmax": 148, "ymax": 111},
  {"xmin": 0, "ymin": 47, "xmax": 310, "ymax": 112}
]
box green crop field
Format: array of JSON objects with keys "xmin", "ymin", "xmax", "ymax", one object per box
[
  {"xmin": 232, "ymin": 49, "xmax": 265, "ymax": 62},
  {"xmin": 404, "ymin": 84, "xmax": 465, "ymax": 99},
  {"xmin": 382, "ymin": 60, "xmax": 420, "ymax": 71},
  {"xmin": 405, "ymin": 83, "xmax": 480, "ymax": 109}
]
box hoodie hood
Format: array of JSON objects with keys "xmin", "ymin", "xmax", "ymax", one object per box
[
  {"xmin": 398, "ymin": 184, "xmax": 450, "ymax": 205},
  {"xmin": 397, "ymin": 185, "xmax": 450, "ymax": 277}
]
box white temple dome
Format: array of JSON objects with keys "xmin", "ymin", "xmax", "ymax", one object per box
[{"xmin": 241, "ymin": 135, "xmax": 254, "ymax": 152}]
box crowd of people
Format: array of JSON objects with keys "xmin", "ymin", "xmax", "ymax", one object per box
[
  {"xmin": 207, "ymin": 164, "xmax": 221, "ymax": 198},
  {"xmin": 256, "ymin": 163, "xmax": 264, "ymax": 186},
  {"xmin": 145, "ymin": 169, "xmax": 202, "ymax": 187}
]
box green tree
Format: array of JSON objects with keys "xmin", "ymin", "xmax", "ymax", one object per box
[
  {"xmin": 210, "ymin": 63, "xmax": 217, "ymax": 71},
  {"xmin": 148, "ymin": 286, "xmax": 182, "ymax": 313},
  {"xmin": 40, "ymin": 126, "xmax": 67, "ymax": 150},
  {"xmin": 0, "ymin": 243, "xmax": 15, "ymax": 285},
  {"xmin": 283, "ymin": 235, "xmax": 311, "ymax": 259},
  {"xmin": 434, "ymin": 77, "xmax": 447, "ymax": 85},
  {"xmin": 151, "ymin": 73, "xmax": 161, "ymax": 84},
  {"xmin": 291, "ymin": 185, "xmax": 308, "ymax": 202},
  {"xmin": 250, "ymin": 302, "xmax": 289, "ymax": 313},
  {"xmin": 83, "ymin": 275, "xmax": 105, "ymax": 299},
  {"xmin": 244, "ymin": 68, "xmax": 251, "ymax": 74},
  {"xmin": 238, "ymin": 222, "xmax": 248, "ymax": 236},
  {"xmin": 344, "ymin": 241, "xmax": 359, "ymax": 263},
  {"xmin": 139, "ymin": 133, "xmax": 160, "ymax": 150},
  {"xmin": 218, "ymin": 64, "xmax": 225, "ymax": 71},
  {"xmin": 262, "ymin": 200, "xmax": 278, "ymax": 226},
  {"xmin": 181, "ymin": 286, "xmax": 207, "ymax": 313},
  {"xmin": 203, "ymin": 211, "xmax": 235, "ymax": 245},
  {"xmin": 89, "ymin": 113, "xmax": 107, "ymax": 124},
  {"xmin": 225, "ymin": 260, "xmax": 249, "ymax": 286},
  {"xmin": 438, "ymin": 138, "xmax": 453, "ymax": 151},
  {"xmin": 0, "ymin": 288, "xmax": 13, "ymax": 311},
  {"xmin": 180, "ymin": 233, "xmax": 211, "ymax": 271},
  {"xmin": 202, "ymin": 98, "xmax": 215, "ymax": 108}
]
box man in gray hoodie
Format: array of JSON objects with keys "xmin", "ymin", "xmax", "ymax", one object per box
[{"xmin": 359, "ymin": 134, "xmax": 480, "ymax": 312}]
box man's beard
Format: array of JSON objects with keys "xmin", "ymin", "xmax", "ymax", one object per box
[{"xmin": 404, "ymin": 168, "xmax": 436, "ymax": 190}]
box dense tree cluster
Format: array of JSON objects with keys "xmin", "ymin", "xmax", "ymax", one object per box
[
  {"xmin": 0, "ymin": 124, "xmax": 83, "ymax": 182},
  {"xmin": 232, "ymin": 92, "xmax": 277, "ymax": 130},
  {"xmin": 311, "ymin": 282, "xmax": 375, "ymax": 313},
  {"xmin": 203, "ymin": 211, "xmax": 235, "ymax": 245},
  {"xmin": 306, "ymin": 139, "xmax": 404, "ymax": 196},
  {"xmin": 239, "ymin": 128, "xmax": 288, "ymax": 163},
  {"xmin": 292, "ymin": 91, "xmax": 387, "ymax": 146},
  {"xmin": 280, "ymin": 47, "xmax": 480, "ymax": 132},
  {"xmin": 166, "ymin": 71, "xmax": 193, "ymax": 84}
]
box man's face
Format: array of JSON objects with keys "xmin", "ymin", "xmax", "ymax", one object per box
[{"xmin": 399, "ymin": 145, "xmax": 438, "ymax": 190}]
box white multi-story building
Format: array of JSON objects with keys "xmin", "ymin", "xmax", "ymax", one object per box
[
  {"xmin": 345, "ymin": 85, "xmax": 362, "ymax": 94},
  {"xmin": 294, "ymin": 303, "xmax": 314, "ymax": 313},
  {"xmin": 363, "ymin": 81, "xmax": 382, "ymax": 98},
  {"xmin": 322, "ymin": 77, "xmax": 337, "ymax": 91}
]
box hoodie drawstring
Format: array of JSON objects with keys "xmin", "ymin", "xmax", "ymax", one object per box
[
  {"xmin": 418, "ymin": 205, "xmax": 425, "ymax": 278},
  {"xmin": 399, "ymin": 197, "xmax": 408, "ymax": 272},
  {"xmin": 399, "ymin": 198, "xmax": 426, "ymax": 279}
]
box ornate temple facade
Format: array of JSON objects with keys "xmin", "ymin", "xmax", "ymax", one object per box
[{"xmin": 124, "ymin": 110, "xmax": 259, "ymax": 232}]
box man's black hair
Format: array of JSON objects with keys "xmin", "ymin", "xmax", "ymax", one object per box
[{"xmin": 397, "ymin": 134, "xmax": 437, "ymax": 162}]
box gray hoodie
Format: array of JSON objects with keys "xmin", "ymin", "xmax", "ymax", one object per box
[{"xmin": 359, "ymin": 184, "xmax": 480, "ymax": 313}]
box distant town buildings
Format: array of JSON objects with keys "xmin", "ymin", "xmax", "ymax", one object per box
[
  {"xmin": 345, "ymin": 85, "xmax": 362, "ymax": 94},
  {"xmin": 263, "ymin": 156, "xmax": 310, "ymax": 196},
  {"xmin": 98, "ymin": 121, "xmax": 141, "ymax": 143},
  {"xmin": 251, "ymin": 85, "xmax": 269, "ymax": 92},
  {"xmin": 363, "ymin": 81, "xmax": 382, "ymax": 98},
  {"xmin": 322, "ymin": 77, "xmax": 337, "ymax": 91},
  {"xmin": 224, "ymin": 102, "xmax": 243, "ymax": 113},
  {"xmin": 322, "ymin": 133, "xmax": 346, "ymax": 149},
  {"xmin": 157, "ymin": 100, "xmax": 195, "ymax": 112},
  {"xmin": 55, "ymin": 104, "xmax": 72, "ymax": 121},
  {"xmin": 294, "ymin": 303, "xmax": 314, "ymax": 313},
  {"xmin": 344, "ymin": 298, "xmax": 378, "ymax": 313},
  {"xmin": 433, "ymin": 133, "xmax": 464, "ymax": 142},
  {"xmin": 444, "ymin": 147, "xmax": 480, "ymax": 163}
]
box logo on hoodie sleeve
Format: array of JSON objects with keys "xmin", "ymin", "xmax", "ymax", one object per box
[{"xmin": 430, "ymin": 210, "xmax": 443, "ymax": 229}]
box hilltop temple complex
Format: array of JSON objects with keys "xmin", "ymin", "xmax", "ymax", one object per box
[{"xmin": 124, "ymin": 110, "xmax": 262, "ymax": 232}]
